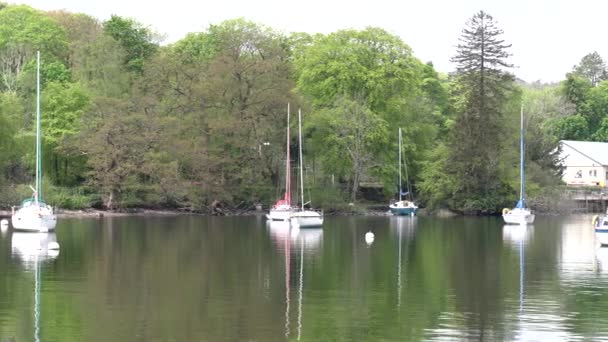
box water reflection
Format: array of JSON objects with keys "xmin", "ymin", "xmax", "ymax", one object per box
[
  {"xmin": 503, "ymin": 224, "xmax": 532, "ymax": 246},
  {"xmin": 12, "ymin": 232, "xmax": 59, "ymax": 266},
  {"xmin": 596, "ymin": 247, "xmax": 608, "ymax": 273},
  {"xmin": 390, "ymin": 216, "xmax": 416, "ymax": 309},
  {"xmin": 560, "ymin": 217, "xmax": 597, "ymax": 277},
  {"xmin": 10, "ymin": 232, "xmax": 59, "ymax": 342},
  {"xmin": 267, "ymin": 221, "xmax": 322, "ymax": 340}
]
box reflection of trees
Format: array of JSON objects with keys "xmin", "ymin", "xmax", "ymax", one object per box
[
  {"xmin": 5, "ymin": 215, "xmax": 608, "ymax": 340},
  {"xmin": 81, "ymin": 216, "xmax": 286, "ymax": 341}
]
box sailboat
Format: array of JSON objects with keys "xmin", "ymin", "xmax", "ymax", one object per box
[
  {"xmin": 290, "ymin": 109, "xmax": 323, "ymax": 228},
  {"xmin": 389, "ymin": 128, "xmax": 418, "ymax": 216},
  {"xmin": 503, "ymin": 105, "xmax": 535, "ymax": 225},
  {"xmin": 11, "ymin": 51, "xmax": 57, "ymax": 232},
  {"xmin": 267, "ymin": 104, "xmax": 294, "ymax": 222}
]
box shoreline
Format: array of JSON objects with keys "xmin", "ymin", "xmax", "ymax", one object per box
[{"xmin": 0, "ymin": 207, "xmax": 399, "ymax": 219}]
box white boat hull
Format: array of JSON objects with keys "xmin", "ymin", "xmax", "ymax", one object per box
[
  {"xmin": 594, "ymin": 215, "xmax": 608, "ymax": 246},
  {"xmin": 597, "ymin": 231, "xmax": 608, "ymax": 246},
  {"xmin": 503, "ymin": 208, "xmax": 535, "ymax": 225},
  {"xmin": 266, "ymin": 207, "xmax": 292, "ymax": 221},
  {"xmin": 12, "ymin": 206, "xmax": 57, "ymax": 232},
  {"xmin": 290, "ymin": 210, "xmax": 323, "ymax": 228}
]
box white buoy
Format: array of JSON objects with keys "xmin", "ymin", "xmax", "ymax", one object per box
[
  {"xmin": 365, "ymin": 231, "xmax": 375, "ymax": 245},
  {"xmin": 48, "ymin": 241, "xmax": 60, "ymax": 250}
]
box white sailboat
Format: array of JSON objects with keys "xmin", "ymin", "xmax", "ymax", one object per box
[
  {"xmin": 267, "ymin": 104, "xmax": 294, "ymax": 221},
  {"xmin": 503, "ymin": 105, "xmax": 535, "ymax": 225},
  {"xmin": 11, "ymin": 51, "xmax": 57, "ymax": 232},
  {"xmin": 389, "ymin": 128, "xmax": 418, "ymax": 216},
  {"xmin": 290, "ymin": 109, "xmax": 323, "ymax": 228}
]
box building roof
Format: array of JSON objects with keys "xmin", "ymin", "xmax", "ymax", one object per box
[{"xmin": 561, "ymin": 140, "xmax": 608, "ymax": 166}]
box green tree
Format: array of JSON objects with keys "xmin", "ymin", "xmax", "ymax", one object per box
[
  {"xmin": 293, "ymin": 27, "xmax": 442, "ymax": 201},
  {"xmin": 447, "ymin": 10, "xmax": 515, "ymax": 212},
  {"xmin": 0, "ymin": 92, "xmax": 22, "ymax": 184},
  {"xmin": 0, "ymin": 5, "xmax": 67, "ymax": 92},
  {"xmin": 42, "ymin": 81, "xmax": 90, "ymax": 185},
  {"xmin": 546, "ymin": 115, "xmax": 589, "ymax": 141},
  {"xmin": 592, "ymin": 117, "xmax": 608, "ymax": 142},
  {"xmin": 80, "ymin": 97, "xmax": 157, "ymax": 209},
  {"xmin": 573, "ymin": 51, "xmax": 607, "ymax": 86},
  {"xmin": 580, "ymin": 80, "xmax": 608, "ymax": 132},
  {"xmin": 103, "ymin": 15, "xmax": 158, "ymax": 74},
  {"xmin": 309, "ymin": 96, "xmax": 388, "ymax": 201},
  {"xmin": 562, "ymin": 73, "xmax": 592, "ymax": 113}
]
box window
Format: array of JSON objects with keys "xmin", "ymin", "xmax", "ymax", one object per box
[
  {"xmin": 590, "ymin": 170, "xmax": 597, "ymax": 177},
  {"xmin": 576, "ymin": 170, "xmax": 582, "ymax": 178}
]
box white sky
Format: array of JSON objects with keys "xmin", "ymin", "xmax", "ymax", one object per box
[{"xmin": 13, "ymin": 0, "xmax": 608, "ymax": 83}]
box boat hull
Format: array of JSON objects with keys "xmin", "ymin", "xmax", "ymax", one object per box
[
  {"xmin": 389, "ymin": 207, "xmax": 418, "ymax": 216},
  {"xmin": 596, "ymin": 229, "xmax": 608, "ymax": 246},
  {"xmin": 502, "ymin": 208, "xmax": 535, "ymax": 225},
  {"xmin": 290, "ymin": 210, "xmax": 323, "ymax": 228},
  {"xmin": 266, "ymin": 207, "xmax": 292, "ymax": 221},
  {"xmin": 594, "ymin": 216, "xmax": 608, "ymax": 246},
  {"xmin": 11, "ymin": 206, "xmax": 57, "ymax": 232},
  {"xmin": 389, "ymin": 201, "xmax": 418, "ymax": 216}
]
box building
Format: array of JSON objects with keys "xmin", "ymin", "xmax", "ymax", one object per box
[{"xmin": 560, "ymin": 140, "xmax": 608, "ymax": 186}]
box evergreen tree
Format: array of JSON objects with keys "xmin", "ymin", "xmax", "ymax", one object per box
[{"xmin": 448, "ymin": 11, "xmax": 515, "ymax": 212}]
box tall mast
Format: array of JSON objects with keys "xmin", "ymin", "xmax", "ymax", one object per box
[
  {"xmin": 398, "ymin": 128, "xmax": 402, "ymax": 202},
  {"xmin": 520, "ymin": 104, "xmax": 525, "ymax": 204},
  {"xmin": 284, "ymin": 104, "xmax": 291, "ymax": 206},
  {"xmin": 35, "ymin": 51, "xmax": 41, "ymax": 203},
  {"xmin": 298, "ymin": 109, "xmax": 304, "ymax": 210}
]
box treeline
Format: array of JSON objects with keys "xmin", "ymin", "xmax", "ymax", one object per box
[{"xmin": 0, "ymin": 5, "xmax": 600, "ymax": 213}]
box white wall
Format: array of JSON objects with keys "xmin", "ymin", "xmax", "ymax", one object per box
[{"xmin": 561, "ymin": 144, "xmax": 607, "ymax": 186}]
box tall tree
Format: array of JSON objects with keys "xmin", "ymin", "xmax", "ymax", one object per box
[
  {"xmin": 308, "ymin": 96, "xmax": 388, "ymax": 201},
  {"xmin": 573, "ymin": 51, "xmax": 607, "ymax": 86},
  {"xmin": 447, "ymin": 10, "xmax": 515, "ymax": 212},
  {"xmin": 293, "ymin": 27, "xmax": 441, "ymax": 200},
  {"xmin": 0, "ymin": 5, "xmax": 67, "ymax": 92},
  {"xmin": 103, "ymin": 15, "xmax": 158, "ymax": 74}
]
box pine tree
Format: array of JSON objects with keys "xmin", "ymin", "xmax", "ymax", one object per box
[{"xmin": 448, "ymin": 11, "xmax": 515, "ymax": 212}]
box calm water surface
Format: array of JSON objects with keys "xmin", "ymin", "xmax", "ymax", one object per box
[{"xmin": 1, "ymin": 214, "xmax": 608, "ymax": 341}]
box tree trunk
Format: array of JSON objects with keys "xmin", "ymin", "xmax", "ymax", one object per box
[{"xmin": 106, "ymin": 190, "xmax": 114, "ymax": 210}]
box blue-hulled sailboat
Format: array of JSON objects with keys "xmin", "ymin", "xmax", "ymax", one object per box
[
  {"xmin": 389, "ymin": 128, "xmax": 418, "ymax": 216},
  {"xmin": 503, "ymin": 105, "xmax": 535, "ymax": 225}
]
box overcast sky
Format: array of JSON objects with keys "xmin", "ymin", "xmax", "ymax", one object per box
[{"xmin": 13, "ymin": 0, "xmax": 608, "ymax": 83}]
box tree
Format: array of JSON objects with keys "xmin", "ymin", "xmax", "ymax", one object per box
[
  {"xmin": 546, "ymin": 114, "xmax": 589, "ymax": 141},
  {"xmin": 447, "ymin": 10, "xmax": 515, "ymax": 212},
  {"xmin": 42, "ymin": 81, "xmax": 90, "ymax": 185},
  {"xmin": 573, "ymin": 51, "xmax": 607, "ymax": 86},
  {"xmin": 293, "ymin": 27, "xmax": 442, "ymax": 200},
  {"xmin": 580, "ymin": 80, "xmax": 608, "ymax": 132},
  {"xmin": 103, "ymin": 15, "xmax": 158, "ymax": 74},
  {"xmin": 80, "ymin": 97, "xmax": 157, "ymax": 209},
  {"xmin": 0, "ymin": 5, "xmax": 67, "ymax": 92},
  {"xmin": 309, "ymin": 96, "xmax": 388, "ymax": 201}
]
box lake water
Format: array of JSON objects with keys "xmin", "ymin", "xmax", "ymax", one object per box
[{"xmin": 1, "ymin": 214, "xmax": 608, "ymax": 341}]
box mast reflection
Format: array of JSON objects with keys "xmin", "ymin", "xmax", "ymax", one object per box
[{"xmin": 267, "ymin": 221, "xmax": 322, "ymax": 340}]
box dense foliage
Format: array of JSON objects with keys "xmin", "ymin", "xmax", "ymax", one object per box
[{"xmin": 0, "ymin": 5, "xmax": 581, "ymax": 214}]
